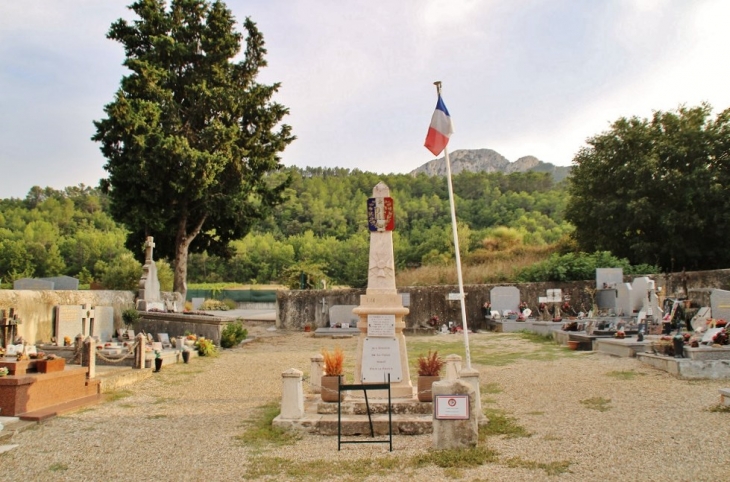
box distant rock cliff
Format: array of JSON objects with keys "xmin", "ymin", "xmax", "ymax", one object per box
[{"xmin": 410, "ymin": 149, "xmax": 571, "ymax": 181}]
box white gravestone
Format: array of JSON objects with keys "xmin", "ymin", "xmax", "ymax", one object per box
[
  {"xmin": 136, "ymin": 236, "xmax": 164, "ymax": 311},
  {"xmin": 710, "ymin": 289, "xmax": 730, "ymax": 322},
  {"xmin": 490, "ymin": 286, "xmax": 520, "ymax": 315},
  {"xmin": 93, "ymin": 307, "xmax": 115, "ymax": 342},
  {"xmin": 55, "ymin": 305, "xmax": 83, "ymax": 346},
  {"xmin": 596, "ymin": 268, "xmax": 623, "ymax": 289}
]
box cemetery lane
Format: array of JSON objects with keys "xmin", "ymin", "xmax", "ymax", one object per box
[{"xmin": 0, "ymin": 327, "xmax": 729, "ymax": 481}]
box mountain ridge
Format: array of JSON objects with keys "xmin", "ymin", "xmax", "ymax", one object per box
[{"xmin": 410, "ymin": 148, "xmax": 571, "ymax": 181}]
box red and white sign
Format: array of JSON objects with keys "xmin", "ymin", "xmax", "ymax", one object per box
[{"xmin": 434, "ymin": 395, "xmax": 470, "ymax": 420}]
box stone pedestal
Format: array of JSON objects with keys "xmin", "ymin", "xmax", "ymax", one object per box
[
  {"xmin": 310, "ymin": 354, "xmax": 324, "ymax": 394},
  {"xmin": 445, "ymin": 354, "xmax": 462, "ymax": 381},
  {"xmin": 432, "ymin": 379, "xmax": 478, "ymax": 449},
  {"xmin": 280, "ymin": 368, "xmax": 304, "ymax": 419},
  {"xmin": 353, "ymin": 294, "xmax": 412, "ymax": 398}
]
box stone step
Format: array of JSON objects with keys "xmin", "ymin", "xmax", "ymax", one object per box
[
  {"xmin": 19, "ymin": 394, "xmax": 102, "ymax": 422},
  {"xmin": 317, "ymin": 398, "xmax": 433, "ymax": 415}
]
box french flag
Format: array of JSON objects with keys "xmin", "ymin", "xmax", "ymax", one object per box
[{"xmin": 424, "ymin": 95, "xmax": 454, "ymax": 156}]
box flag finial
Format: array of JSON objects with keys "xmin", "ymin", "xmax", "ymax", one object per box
[{"xmin": 433, "ymin": 81, "xmax": 442, "ymax": 95}]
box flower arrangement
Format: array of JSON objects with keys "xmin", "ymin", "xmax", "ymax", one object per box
[
  {"xmin": 64, "ymin": 336, "xmax": 72, "ymax": 346},
  {"xmin": 417, "ymin": 350, "xmax": 445, "ymax": 377},
  {"xmin": 154, "ymin": 350, "xmax": 161, "ymax": 359},
  {"xmin": 321, "ymin": 347, "xmax": 344, "ymax": 376},
  {"xmin": 0, "ymin": 367, "xmax": 9, "ymax": 377},
  {"xmin": 196, "ymin": 338, "xmax": 218, "ymax": 357}
]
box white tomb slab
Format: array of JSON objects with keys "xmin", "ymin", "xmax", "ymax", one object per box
[
  {"xmin": 55, "ymin": 305, "xmax": 83, "ymax": 346},
  {"xmin": 93, "ymin": 307, "xmax": 115, "ymax": 343}
]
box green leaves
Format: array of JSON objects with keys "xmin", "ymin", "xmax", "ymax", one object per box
[{"xmin": 567, "ymin": 104, "xmax": 730, "ymax": 271}]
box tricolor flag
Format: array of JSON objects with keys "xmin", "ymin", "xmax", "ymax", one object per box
[{"xmin": 424, "ymin": 95, "xmax": 454, "ymax": 156}]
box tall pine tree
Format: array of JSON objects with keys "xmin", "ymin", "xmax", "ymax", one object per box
[{"xmin": 93, "ymin": 0, "xmax": 294, "ymax": 299}]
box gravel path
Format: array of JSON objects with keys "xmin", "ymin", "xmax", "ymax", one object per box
[{"xmin": 1, "ymin": 326, "xmax": 729, "ymax": 481}]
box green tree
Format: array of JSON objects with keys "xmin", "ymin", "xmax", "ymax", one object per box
[
  {"xmin": 93, "ymin": 0, "xmax": 294, "ymax": 299},
  {"xmin": 566, "ymin": 104, "xmax": 730, "ymax": 271}
]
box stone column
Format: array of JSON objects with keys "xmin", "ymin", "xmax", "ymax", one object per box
[
  {"xmin": 432, "ymin": 379, "xmax": 478, "ymax": 449},
  {"xmin": 310, "ymin": 354, "xmax": 324, "ymax": 394},
  {"xmin": 280, "ymin": 368, "xmax": 304, "ymax": 419},
  {"xmin": 134, "ymin": 333, "xmax": 147, "ymax": 369},
  {"xmin": 444, "ymin": 354, "xmax": 462, "ymax": 381},
  {"xmin": 83, "ymin": 336, "xmax": 96, "ymax": 379},
  {"xmin": 459, "ymin": 367, "xmax": 484, "ymax": 422}
]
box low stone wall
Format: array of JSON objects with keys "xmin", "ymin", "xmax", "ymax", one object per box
[
  {"xmin": 137, "ymin": 312, "xmax": 233, "ymax": 345},
  {"xmin": 276, "ymin": 269, "xmax": 730, "ymax": 331},
  {"xmin": 0, "ymin": 290, "xmax": 135, "ymax": 344}
]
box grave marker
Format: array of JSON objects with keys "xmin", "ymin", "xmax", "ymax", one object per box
[
  {"xmin": 55, "ymin": 305, "xmax": 83, "ymax": 346},
  {"xmin": 489, "ymin": 286, "xmax": 520, "ymax": 315}
]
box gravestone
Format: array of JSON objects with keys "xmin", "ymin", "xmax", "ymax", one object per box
[
  {"xmin": 353, "ymin": 182, "xmax": 412, "ymax": 398},
  {"xmin": 631, "ymin": 277, "xmax": 658, "ymax": 316},
  {"xmin": 596, "ymin": 289, "xmax": 617, "ymax": 311},
  {"xmin": 93, "ymin": 306, "xmax": 115, "ymax": 342},
  {"xmin": 490, "ymin": 286, "xmax": 520, "ymax": 314},
  {"xmin": 596, "ymin": 268, "xmax": 623, "ymax": 289},
  {"xmin": 192, "ymin": 298, "xmax": 205, "ymax": 310},
  {"xmin": 616, "ymin": 283, "xmax": 633, "ymax": 316},
  {"xmin": 546, "ymin": 289, "xmax": 562, "ymax": 303},
  {"xmin": 14, "ymin": 278, "xmax": 54, "ymax": 290},
  {"xmin": 136, "ymin": 236, "xmax": 164, "ymax": 311},
  {"xmin": 710, "ymin": 289, "xmax": 730, "ymax": 322},
  {"xmin": 329, "ymin": 305, "xmax": 359, "ymax": 327},
  {"xmin": 41, "ymin": 275, "xmax": 79, "ymax": 290},
  {"xmin": 55, "ymin": 305, "xmax": 83, "ymax": 346}
]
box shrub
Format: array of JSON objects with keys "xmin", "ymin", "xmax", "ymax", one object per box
[
  {"xmin": 196, "ymin": 338, "xmax": 218, "ymax": 357},
  {"xmin": 221, "ymin": 321, "xmax": 248, "ymax": 348},
  {"xmin": 200, "ymin": 299, "xmax": 229, "ymax": 311},
  {"xmin": 417, "ymin": 350, "xmax": 445, "ymax": 376},
  {"xmin": 121, "ymin": 308, "xmax": 140, "ymax": 327},
  {"xmin": 321, "ymin": 347, "xmax": 344, "ymax": 376}
]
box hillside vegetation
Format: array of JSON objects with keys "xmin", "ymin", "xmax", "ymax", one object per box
[{"xmin": 0, "ymin": 168, "xmax": 647, "ymax": 289}]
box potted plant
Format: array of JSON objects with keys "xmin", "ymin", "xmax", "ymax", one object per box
[
  {"xmin": 122, "ymin": 308, "xmax": 140, "ymax": 328},
  {"xmin": 303, "ymin": 323, "xmax": 312, "ymax": 333},
  {"xmin": 153, "ymin": 350, "xmax": 163, "ymax": 372},
  {"xmin": 321, "ymin": 347, "xmax": 345, "ymax": 402},
  {"xmin": 416, "ymin": 350, "xmax": 444, "ymax": 402},
  {"xmin": 0, "ymin": 367, "xmax": 9, "ymax": 377}
]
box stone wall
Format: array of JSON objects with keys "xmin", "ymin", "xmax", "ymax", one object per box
[
  {"xmin": 0, "ymin": 290, "xmax": 178, "ymax": 344},
  {"xmin": 276, "ymin": 269, "xmax": 730, "ymax": 330}
]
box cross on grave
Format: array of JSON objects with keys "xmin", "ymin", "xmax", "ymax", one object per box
[
  {"xmin": 320, "ymin": 297, "xmax": 327, "ymax": 315},
  {"xmin": 1, "ymin": 308, "xmax": 22, "ymax": 347},
  {"xmin": 81, "ymin": 304, "xmax": 96, "ymax": 337},
  {"xmin": 144, "ymin": 236, "xmax": 155, "ymax": 262}
]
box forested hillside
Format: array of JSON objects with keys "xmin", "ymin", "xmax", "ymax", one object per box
[{"xmin": 0, "ymin": 168, "xmax": 575, "ymax": 288}]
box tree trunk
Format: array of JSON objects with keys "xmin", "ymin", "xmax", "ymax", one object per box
[
  {"xmin": 173, "ymin": 213, "xmax": 207, "ymax": 302},
  {"xmin": 174, "ymin": 239, "xmax": 190, "ymax": 302}
]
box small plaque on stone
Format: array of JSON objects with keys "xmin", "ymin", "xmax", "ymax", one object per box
[
  {"xmin": 367, "ymin": 314, "xmax": 396, "ymax": 337},
  {"xmin": 435, "ymin": 395, "xmax": 470, "ymax": 420}
]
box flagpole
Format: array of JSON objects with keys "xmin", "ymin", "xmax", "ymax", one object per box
[{"xmin": 434, "ymin": 81, "xmax": 472, "ymax": 370}]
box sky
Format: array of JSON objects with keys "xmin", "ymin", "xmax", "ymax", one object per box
[{"xmin": 1, "ymin": 0, "xmax": 729, "ymax": 200}]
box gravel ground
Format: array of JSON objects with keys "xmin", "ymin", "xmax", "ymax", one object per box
[{"xmin": 1, "ymin": 326, "xmax": 729, "ymax": 481}]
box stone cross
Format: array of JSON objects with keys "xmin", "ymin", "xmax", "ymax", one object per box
[
  {"xmin": 81, "ymin": 304, "xmax": 95, "ymax": 336},
  {"xmin": 144, "ymin": 236, "xmax": 155, "ymax": 262}
]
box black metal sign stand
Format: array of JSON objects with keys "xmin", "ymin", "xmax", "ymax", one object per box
[{"xmin": 337, "ymin": 374, "xmax": 392, "ymax": 452}]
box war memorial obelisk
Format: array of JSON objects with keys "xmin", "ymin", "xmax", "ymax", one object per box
[{"xmin": 353, "ymin": 182, "xmax": 414, "ymax": 398}]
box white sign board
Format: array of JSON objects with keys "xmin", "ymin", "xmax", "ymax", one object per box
[
  {"xmin": 361, "ymin": 337, "xmax": 402, "ymax": 383},
  {"xmin": 367, "ymin": 314, "xmax": 396, "ymax": 337},
  {"xmin": 447, "ymin": 293, "xmax": 463, "ymax": 301},
  {"xmin": 546, "ymin": 289, "xmax": 562, "ymax": 302},
  {"xmin": 435, "ymin": 395, "xmax": 470, "ymax": 420}
]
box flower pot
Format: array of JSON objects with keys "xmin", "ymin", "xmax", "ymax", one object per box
[
  {"xmin": 154, "ymin": 358, "xmax": 163, "ymax": 372},
  {"xmin": 567, "ymin": 340, "xmax": 580, "ymax": 351},
  {"xmin": 321, "ymin": 375, "xmax": 344, "ymax": 402},
  {"xmin": 417, "ymin": 375, "xmax": 440, "ymax": 402},
  {"xmin": 304, "ymin": 325, "xmax": 311, "ymax": 332},
  {"xmin": 182, "ymin": 351, "xmax": 190, "ymax": 364}
]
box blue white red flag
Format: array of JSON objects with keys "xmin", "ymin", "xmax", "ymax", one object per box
[{"xmin": 424, "ymin": 95, "xmax": 454, "ymax": 156}]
